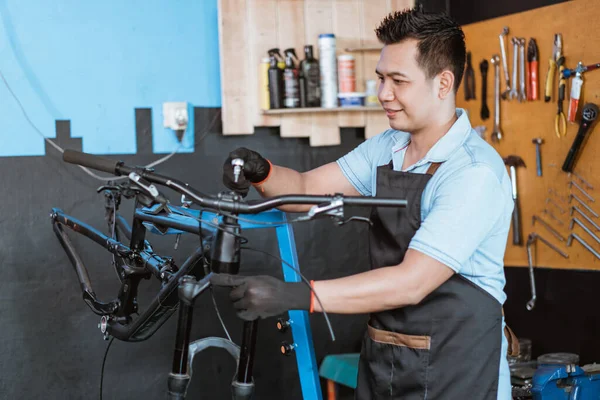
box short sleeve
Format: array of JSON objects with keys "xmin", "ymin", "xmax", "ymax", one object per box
[
  {"xmin": 408, "ymin": 164, "xmax": 510, "ymax": 273},
  {"xmin": 336, "ymin": 132, "xmax": 391, "ymax": 196}
]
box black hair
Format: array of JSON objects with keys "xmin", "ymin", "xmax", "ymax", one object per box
[{"xmin": 375, "ymin": 7, "xmax": 466, "ymax": 92}]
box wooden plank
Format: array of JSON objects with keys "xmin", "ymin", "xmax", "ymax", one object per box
[
  {"xmin": 333, "ymin": 0, "xmax": 365, "ymax": 128},
  {"xmin": 247, "ymin": 0, "xmax": 281, "ymax": 127},
  {"xmin": 456, "ymin": 0, "xmax": 600, "ymax": 270},
  {"xmin": 218, "ymin": 0, "xmax": 253, "ymax": 135},
  {"xmin": 277, "ymin": 0, "xmax": 312, "ymax": 138},
  {"xmin": 304, "ymin": 0, "xmax": 341, "ymax": 146},
  {"xmin": 360, "ymin": 0, "xmax": 393, "ymax": 139},
  {"xmin": 390, "ymin": 0, "xmax": 414, "ymax": 12}
]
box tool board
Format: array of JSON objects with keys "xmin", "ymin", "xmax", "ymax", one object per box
[
  {"xmin": 455, "ymin": 0, "xmax": 600, "ymax": 270},
  {"xmin": 218, "ymin": 0, "xmax": 413, "ymax": 146}
]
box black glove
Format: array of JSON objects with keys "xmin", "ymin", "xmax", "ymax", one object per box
[
  {"xmin": 210, "ymin": 273, "xmax": 310, "ymax": 321},
  {"xmin": 222, "ymin": 147, "xmax": 271, "ymax": 196}
]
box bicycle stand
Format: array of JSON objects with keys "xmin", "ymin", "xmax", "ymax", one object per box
[{"xmin": 149, "ymin": 207, "xmax": 322, "ymax": 400}]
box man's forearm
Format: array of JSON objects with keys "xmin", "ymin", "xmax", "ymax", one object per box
[
  {"xmin": 254, "ymin": 165, "xmax": 310, "ymax": 212},
  {"xmin": 311, "ymin": 266, "xmax": 420, "ymax": 314}
]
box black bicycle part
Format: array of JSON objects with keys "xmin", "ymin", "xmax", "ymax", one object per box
[{"xmin": 62, "ymin": 149, "xmax": 409, "ymax": 212}]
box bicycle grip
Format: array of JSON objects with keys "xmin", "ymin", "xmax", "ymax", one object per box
[{"xmin": 63, "ymin": 149, "xmax": 121, "ymax": 175}]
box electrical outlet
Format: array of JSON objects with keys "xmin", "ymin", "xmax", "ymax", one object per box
[{"xmin": 162, "ymin": 102, "xmax": 189, "ymax": 131}]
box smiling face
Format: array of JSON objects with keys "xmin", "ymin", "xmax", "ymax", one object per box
[{"xmin": 376, "ymin": 39, "xmax": 445, "ymax": 133}]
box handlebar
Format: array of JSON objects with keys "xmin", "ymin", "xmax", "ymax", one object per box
[{"xmin": 63, "ymin": 149, "xmax": 408, "ymax": 212}]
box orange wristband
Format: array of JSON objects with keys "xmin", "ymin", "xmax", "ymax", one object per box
[
  {"xmin": 251, "ymin": 159, "xmax": 273, "ymax": 192},
  {"xmin": 309, "ymin": 280, "xmax": 315, "ymax": 313}
]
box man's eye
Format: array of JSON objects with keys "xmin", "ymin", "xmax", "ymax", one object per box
[
  {"xmin": 394, "ymin": 80, "xmax": 404, "ymax": 85},
  {"xmin": 378, "ymin": 76, "xmax": 384, "ymax": 82}
]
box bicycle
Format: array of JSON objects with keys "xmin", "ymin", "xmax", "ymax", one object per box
[{"xmin": 50, "ymin": 149, "xmax": 407, "ymax": 399}]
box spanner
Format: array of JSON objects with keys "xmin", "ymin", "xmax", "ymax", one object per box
[
  {"xmin": 518, "ymin": 38, "xmax": 527, "ymax": 102},
  {"xmin": 526, "ymin": 232, "xmax": 569, "ymax": 311},
  {"xmin": 499, "ymin": 27, "xmax": 511, "ymax": 99},
  {"xmin": 508, "ymin": 38, "xmax": 519, "ymax": 100},
  {"xmin": 491, "ymin": 55, "xmax": 502, "ymax": 142}
]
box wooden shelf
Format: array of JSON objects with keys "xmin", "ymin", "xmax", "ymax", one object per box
[
  {"xmin": 261, "ymin": 106, "xmax": 382, "ymax": 115},
  {"xmin": 344, "ymin": 46, "xmax": 383, "ymax": 52}
]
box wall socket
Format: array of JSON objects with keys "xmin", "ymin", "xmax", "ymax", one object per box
[{"xmin": 162, "ymin": 102, "xmax": 189, "ymax": 131}]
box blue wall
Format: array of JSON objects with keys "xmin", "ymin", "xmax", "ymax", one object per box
[{"xmin": 0, "ymin": 0, "xmax": 221, "ymax": 156}]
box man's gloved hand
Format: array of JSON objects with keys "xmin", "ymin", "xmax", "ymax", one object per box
[
  {"xmin": 222, "ymin": 148, "xmax": 271, "ymax": 196},
  {"xmin": 210, "ymin": 273, "xmax": 310, "ymax": 321}
]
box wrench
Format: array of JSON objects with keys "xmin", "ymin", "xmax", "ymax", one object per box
[
  {"xmin": 508, "ymin": 38, "xmax": 519, "ymax": 100},
  {"xmin": 518, "ymin": 38, "xmax": 527, "ymax": 102},
  {"xmin": 499, "ymin": 27, "xmax": 511, "ymax": 99},
  {"xmin": 526, "ymin": 234, "xmax": 537, "ymax": 310},
  {"xmin": 490, "ymin": 55, "xmax": 502, "ymax": 142}
]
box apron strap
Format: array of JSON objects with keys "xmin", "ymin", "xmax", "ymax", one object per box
[
  {"xmin": 502, "ymin": 308, "xmax": 521, "ymax": 357},
  {"xmin": 426, "ymin": 162, "xmax": 443, "ymax": 175}
]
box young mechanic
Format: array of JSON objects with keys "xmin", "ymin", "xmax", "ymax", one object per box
[{"xmin": 212, "ymin": 7, "xmax": 518, "ymax": 399}]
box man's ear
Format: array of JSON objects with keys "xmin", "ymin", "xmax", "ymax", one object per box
[{"xmin": 438, "ymin": 70, "xmax": 455, "ymax": 99}]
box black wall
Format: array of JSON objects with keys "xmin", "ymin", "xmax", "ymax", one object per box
[{"xmin": 418, "ymin": 0, "xmax": 570, "ymax": 25}]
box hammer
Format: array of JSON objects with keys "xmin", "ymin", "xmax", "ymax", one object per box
[{"xmin": 504, "ymin": 155, "xmax": 526, "ymax": 246}]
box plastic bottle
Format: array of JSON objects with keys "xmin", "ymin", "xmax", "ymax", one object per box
[
  {"xmin": 365, "ymin": 79, "xmax": 379, "ymax": 107},
  {"xmin": 283, "ymin": 49, "xmax": 300, "ymax": 108},
  {"xmin": 268, "ymin": 48, "xmax": 286, "ymax": 70},
  {"xmin": 300, "ymin": 45, "xmax": 321, "ymax": 107},
  {"xmin": 268, "ymin": 54, "xmax": 284, "ymax": 109},
  {"xmin": 318, "ymin": 34, "xmax": 338, "ymax": 108}
]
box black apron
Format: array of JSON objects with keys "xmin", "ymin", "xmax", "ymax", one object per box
[{"xmin": 355, "ymin": 161, "xmax": 504, "ymax": 400}]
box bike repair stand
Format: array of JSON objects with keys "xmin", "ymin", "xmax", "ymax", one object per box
[{"xmin": 167, "ymin": 209, "xmax": 322, "ymax": 400}]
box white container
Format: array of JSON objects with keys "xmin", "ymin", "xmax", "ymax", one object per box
[
  {"xmin": 365, "ymin": 79, "xmax": 379, "ymax": 106},
  {"xmin": 318, "ymin": 33, "xmax": 338, "ymax": 108}
]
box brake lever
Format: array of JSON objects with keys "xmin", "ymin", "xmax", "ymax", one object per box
[
  {"xmin": 337, "ymin": 216, "xmax": 373, "ymax": 227},
  {"xmin": 129, "ymin": 172, "xmax": 168, "ymax": 205}
]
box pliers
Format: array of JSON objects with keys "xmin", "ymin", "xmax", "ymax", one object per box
[{"xmin": 554, "ymin": 34, "xmax": 567, "ymax": 137}]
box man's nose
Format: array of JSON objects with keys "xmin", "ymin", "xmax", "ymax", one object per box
[{"xmin": 378, "ymin": 80, "xmax": 395, "ymax": 103}]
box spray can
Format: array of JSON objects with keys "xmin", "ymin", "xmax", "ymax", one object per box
[
  {"xmin": 268, "ymin": 54, "xmax": 284, "ymax": 109},
  {"xmin": 259, "ymin": 57, "xmax": 270, "ymax": 110},
  {"xmin": 338, "ymin": 54, "xmax": 356, "ymax": 93},
  {"xmin": 268, "ymin": 48, "xmax": 286, "ymax": 70},
  {"xmin": 283, "ymin": 49, "xmax": 300, "ymax": 108},
  {"xmin": 568, "ymin": 71, "xmax": 583, "ymax": 123},
  {"xmin": 318, "ymin": 34, "xmax": 338, "ymax": 108}
]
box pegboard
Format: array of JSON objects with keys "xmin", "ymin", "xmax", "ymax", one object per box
[{"xmin": 456, "ymin": 0, "xmax": 600, "ymax": 270}]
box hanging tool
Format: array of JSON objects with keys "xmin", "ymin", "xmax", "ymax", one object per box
[
  {"xmin": 571, "ymin": 205, "xmax": 600, "ymax": 231},
  {"xmin": 499, "ymin": 27, "xmax": 511, "ymax": 99},
  {"xmin": 491, "ymin": 55, "xmax": 502, "ymax": 142},
  {"xmin": 508, "ymin": 38, "xmax": 519, "ymax": 100},
  {"xmin": 563, "ymin": 62, "xmax": 600, "ymax": 78},
  {"xmin": 548, "ymin": 188, "xmax": 568, "ymax": 204},
  {"xmin": 546, "ymin": 197, "xmax": 566, "ymax": 214},
  {"xmin": 527, "ymin": 38, "xmax": 539, "ymax": 101},
  {"xmin": 555, "ymin": 38, "xmax": 567, "ymax": 137},
  {"xmin": 543, "ymin": 209, "xmax": 564, "ymax": 226},
  {"xmin": 518, "ymin": 38, "xmax": 527, "ymax": 102},
  {"xmin": 544, "ymin": 34, "xmax": 561, "ymax": 103},
  {"xmin": 568, "ymin": 180, "xmax": 595, "ymax": 202},
  {"xmin": 526, "ymin": 233, "xmax": 569, "ymax": 311},
  {"xmin": 567, "ymin": 233, "xmax": 600, "ymax": 260},
  {"xmin": 480, "ymin": 60, "xmax": 490, "ymax": 120},
  {"xmin": 564, "ymin": 62, "xmax": 600, "ymax": 123},
  {"xmin": 570, "ymin": 217, "xmax": 600, "ymax": 245},
  {"xmin": 532, "ymin": 138, "xmax": 543, "ymax": 176},
  {"xmin": 504, "ymin": 156, "xmax": 525, "ymax": 245},
  {"xmin": 571, "ymin": 171, "xmax": 594, "ymax": 190},
  {"xmin": 532, "ymin": 214, "xmax": 566, "ymax": 242},
  {"xmin": 562, "ymin": 103, "xmax": 599, "ymax": 172},
  {"xmin": 464, "ymin": 51, "xmax": 475, "ymax": 101},
  {"xmin": 569, "ymin": 193, "xmax": 599, "ymax": 217}
]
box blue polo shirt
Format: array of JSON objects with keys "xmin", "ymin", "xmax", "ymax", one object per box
[{"xmin": 336, "ymin": 108, "xmax": 513, "ymax": 399}]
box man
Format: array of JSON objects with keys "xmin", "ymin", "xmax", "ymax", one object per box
[{"xmin": 212, "ymin": 7, "xmax": 517, "ymax": 399}]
